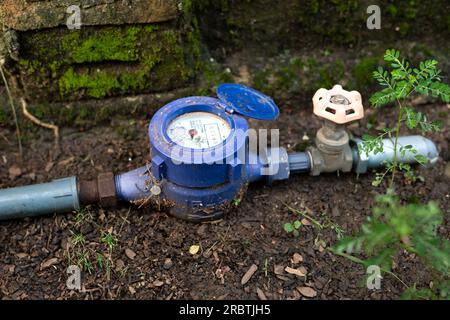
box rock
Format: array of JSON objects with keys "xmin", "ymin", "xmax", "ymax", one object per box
[
  {"xmin": 241, "ymin": 264, "xmax": 258, "ymax": 285},
  {"xmin": 163, "ymin": 258, "xmax": 173, "ymax": 270},
  {"xmin": 292, "ymin": 253, "xmax": 303, "ymax": 264},
  {"xmin": 256, "ymin": 288, "xmax": 267, "ymax": 300},
  {"xmin": 297, "ymin": 286, "xmax": 317, "ymax": 298},
  {"xmin": 285, "ymin": 266, "xmax": 306, "ymax": 277},
  {"xmin": 125, "ymin": 248, "xmax": 136, "ymax": 260},
  {"xmin": 8, "ymin": 165, "xmax": 21, "ymax": 180},
  {"xmin": 40, "ymin": 258, "xmax": 58, "ymax": 270}
]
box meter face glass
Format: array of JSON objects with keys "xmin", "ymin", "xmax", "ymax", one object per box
[{"xmin": 167, "ymin": 112, "xmax": 231, "ymax": 149}]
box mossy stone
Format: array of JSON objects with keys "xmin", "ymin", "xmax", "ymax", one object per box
[{"xmin": 18, "ymin": 24, "xmax": 196, "ymax": 101}]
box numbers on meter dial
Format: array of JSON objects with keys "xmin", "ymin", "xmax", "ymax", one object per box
[{"xmin": 167, "ymin": 112, "xmax": 231, "ymax": 149}]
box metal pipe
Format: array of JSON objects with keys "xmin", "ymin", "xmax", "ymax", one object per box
[
  {"xmin": 0, "ymin": 177, "xmax": 80, "ymax": 220},
  {"xmin": 352, "ymin": 135, "xmax": 439, "ymax": 174},
  {"xmin": 288, "ymin": 152, "xmax": 311, "ymax": 174}
]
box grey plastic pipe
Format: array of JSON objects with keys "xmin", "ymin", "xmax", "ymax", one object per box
[
  {"xmin": 352, "ymin": 135, "xmax": 439, "ymax": 174},
  {"xmin": 0, "ymin": 177, "xmax": 80, "ymax": 220}
]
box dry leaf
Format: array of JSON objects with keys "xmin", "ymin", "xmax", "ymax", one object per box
[
  {"xmin": 125, "ymin": 248, "xmax": 136, "ymax": 260},
  {"xmin": 153, "ymin": 280, "xmax": 164, "ymax": 287},
  {"xmin": 256, "ymin": 288, "xmax": 267, "ymax": 300},
  {"xmin": 297, "ymin": 286, "xmax": 317, "ymax": 298},
  {"xmin": 189, "ymin": 245, "xmax": 200, "ymax": 255},
  {"xmin": 241, "ymin": 264, "xmax": 258, "ymax": 285},
  {"xmin": 301, "ymin": 218, "xmax": 311, "ymax": 226},
  {"xmin": 285, "ymin": 266, "xmax": 306, "ymax": 277},
  {"xmin": 45, "ymin": 162, "xmax": 54, "ymax": 172},
  {"xmin": 58, "ymin": 157, "xmax": 75, "ymax": 166},
  {"xmin": 40, "ymin": 258, "xmax": 58, "ymax": 270}
]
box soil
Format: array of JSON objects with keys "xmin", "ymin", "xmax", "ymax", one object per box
[{"xmin": 0, "ymin": 96, "xmax": 448, "ymax": 300}]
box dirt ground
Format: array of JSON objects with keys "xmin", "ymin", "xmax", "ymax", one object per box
[{"xmin": 0, "ymin": 96, "xmax": 448, "ymax": 300}]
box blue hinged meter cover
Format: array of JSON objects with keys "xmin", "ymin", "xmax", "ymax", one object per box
[{"xmin": 216, "ymin": 84, "xmax": 280, "ymax": 120}]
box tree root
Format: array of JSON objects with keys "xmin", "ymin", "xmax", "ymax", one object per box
[
  {"xmin": 1, "ymin": 62, "xmax": 61, "ymax": 158},
  {"xmin": 19, "ymin": 97, "xmax": 60, "ymax": 151}
]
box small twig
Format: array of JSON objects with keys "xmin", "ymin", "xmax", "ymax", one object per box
[
  {"xmin": 0, "ymin": 62, "xmax": 23, "ymax": 158},
  {"xmin": 19, "ymin": 97, "xmax": 60, "ymax": 149}
]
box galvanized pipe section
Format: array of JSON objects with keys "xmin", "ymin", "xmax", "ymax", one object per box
[
  {"xmin": 0, "ymin": 177, "xmax": 80, "ymax": 220},
  {"xmin": 352, "ymin": 135, "xmax": 439, "ymax": 174}
]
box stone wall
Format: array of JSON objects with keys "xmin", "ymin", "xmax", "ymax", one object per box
[{"xmin": 0, "ymin": 0, "xmax": 201, "ymax": 104}]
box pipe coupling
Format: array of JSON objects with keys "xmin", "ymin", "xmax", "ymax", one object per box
[{"xmin": 78, "ymin": 172, "xmax": 117, "ymax": 207}]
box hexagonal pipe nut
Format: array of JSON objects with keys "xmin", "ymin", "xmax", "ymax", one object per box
[{"xmin": 97, "ymin": 172, "xmax": 117, "ymax": 207}]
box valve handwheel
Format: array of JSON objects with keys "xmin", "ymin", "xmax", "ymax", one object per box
[{"xmin": 312, "ymin": 84, "xmax": 364, "ymax": 124}]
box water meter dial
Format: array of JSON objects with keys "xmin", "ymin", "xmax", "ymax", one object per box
[{"xmin": 167, "ymin": 112, "xmax": 232, "ymax": 149}]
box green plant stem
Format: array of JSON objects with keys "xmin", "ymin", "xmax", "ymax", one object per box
[
  {"xmin": 330, "ymin": 248, "xmax": 409, "ymax": 289},
  {"xmin": 389, "ymin": 99, "xmax": 404, "ymax": 190},
  {"xmin": 283, "ymin": 202, "xmax": 323, "ymax": 229}
]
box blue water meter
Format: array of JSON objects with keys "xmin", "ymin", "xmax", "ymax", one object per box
[{"xmin": 146, "ymin": 84, "xmax": 280, "ymax": 221}]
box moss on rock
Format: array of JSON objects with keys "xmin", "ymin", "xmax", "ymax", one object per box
[{"xmin": 18, "ymin": 24, "xmax": 197, "ymax": 101}]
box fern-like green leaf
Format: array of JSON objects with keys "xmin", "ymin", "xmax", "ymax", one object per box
[{"xmin": 369, "ymin": 87, "xmax": 397, "ymax": 107}]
